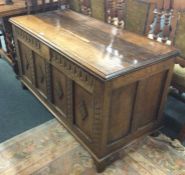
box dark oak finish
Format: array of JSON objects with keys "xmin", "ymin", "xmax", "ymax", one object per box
[
  {"xmin": 10, "ymin": 10, "xmax": 179, "ymax": 172},
  {"xmin": 10, "ymin": 10, "xmax": 178, "ymax": 79}
]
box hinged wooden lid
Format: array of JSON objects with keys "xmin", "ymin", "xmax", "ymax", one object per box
[{"xmin": 10, "ymin": 10, "xmax": 179, "ymax": 80}]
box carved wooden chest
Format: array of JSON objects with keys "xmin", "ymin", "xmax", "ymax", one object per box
[{"xmin": 10, "ymin": 10, "xmax": 178, "ymax": 172}]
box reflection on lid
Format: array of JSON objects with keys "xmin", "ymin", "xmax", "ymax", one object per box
[
  {"xmin": 133, "ymin": 59, "xmax": 138, "ymax": 64},
  {"xmin": 96, "ymin": 44, "xmax": 125, "ymax": 69}
]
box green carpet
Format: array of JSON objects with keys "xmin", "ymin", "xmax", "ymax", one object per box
[{"xmin": 0, "ymin": 59, "xmax": 53, "ymax": 143}]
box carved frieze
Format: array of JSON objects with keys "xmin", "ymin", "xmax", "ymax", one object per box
[
  {"xmin": 66, "ymin": 79, "xmax": 73, "ymax": 122},
  {"xmin": 30, "ymin": 53, "xmax": 36, "ymax": 86},
  {"xmin": 14, "ymin": 27, "xmax": 40, "ymax": 51},
  {"xmin": 92, "ymin": 98, "xmax": 102, "ymax": 148},
  {"xmin": 51, "ymin": 50, "xmax": 95, "ymax": 92},
  {"xmin": 45, "ymin": 62, "xmax": 52, "ymax": 102}
]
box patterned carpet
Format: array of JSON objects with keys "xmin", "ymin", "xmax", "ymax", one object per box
[{"xmin": 0, "ymin": 119, "xmax": 184, "ymax": 175}]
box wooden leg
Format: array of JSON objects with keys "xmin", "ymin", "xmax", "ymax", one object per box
[
  {"xmin": 178, "ymin": 125, "xmax": 185, "ymax": 142},
  {"xmin": 94, "ymin": 161, "xmax": 106, "ymax": 173},
  {"xmin": 21, "ymin": 82, "xmax": 28, "ymax": 90},
  {"xmin": 150, "ymin": 130, "xmax": 161, "ymax": 137},
  {"xmin": 93, "ymin": 152, "xmax": 121, "ymax": 173},
  {"xmin": 12, "ymin": 60, "xmax": 19, "ymax": 75}
]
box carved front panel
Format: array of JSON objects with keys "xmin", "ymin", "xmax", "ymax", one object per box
[
  {"xmin": 34, "ymin": 53, "xmax": 47, "ymax": 97},
  {"xmin": 19, "ymin": 42, "xmax": 33, "ymax": 83},
  {"xmin": 74, "ymin": 83, "xmax": 94, "ymax": 141},
  {"xmin": 52, "ymin": 67, "xmax": 67, "ymax": 117}
]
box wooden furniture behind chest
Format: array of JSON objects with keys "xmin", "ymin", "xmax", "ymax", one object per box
[
  {"xmin": 0, "ymin": 0, "xmax": 26, "ymax": 68},
  {"xmin": 0, "ymin": 0, "xmax": 67, "ymax": 74},
  {"xmin": 10, "ymin": 10, "xmax": 178, "ymax": 172}
]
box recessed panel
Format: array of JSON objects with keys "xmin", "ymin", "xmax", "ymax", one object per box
[
  {"xmin": 108, "ymin": 82, "xmax": 137, "ymax": 144},
  {"xmin": 74, "ymin": 83, "xmax": 94, "ymax": 140},
  {"xmin": 132, "ymin": 71, "xmax": 167, "ymax": 130},
  {"xmin": 34, "ymin": 53, "xmax": 47, "ymax": 97},
  {"xmin": 52, "ymin": 67, "xmax": 67, "ymax": 116},
  {"xmin": 19, "ymin": 42, "xmax": 33, "ymax": 83}
]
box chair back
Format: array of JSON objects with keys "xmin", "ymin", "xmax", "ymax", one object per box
[{"xmin": 25, "ymin": 0, "xmax": 68, "ymax": 14}]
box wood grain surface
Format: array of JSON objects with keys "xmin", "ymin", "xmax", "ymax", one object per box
[{"xmin": 10, "ymin": 10, "xmax": 179, "ymax": 79}]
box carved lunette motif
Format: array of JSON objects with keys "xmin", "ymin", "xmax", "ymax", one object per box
[
  {"xmin": 66, "ymin": 79, "xmax": 73, "ymax": 122},
  {"xmin": 24, "ymin": 53, "xmax": 30, "ymax": 70},
  {"xmin": 29, "ymin": 52, "xmax": 35, "ymax": 85},
  {"xmin": 92, "ymin": 98, "xmax": 102, "ymax": 149},
  {"xmin": 51, "ymin": 50, "xmax": 95, "ymax": 92},
  {"xmin": 45, "ymin": 62, "xmax": 52, "ymax": 101},
  {"xmin": 39, "ymin": 64, "xmax": 45, "ymax": 84},
  {"xmin": 14, "ymin": 27, "xmax": 40, "ymax": 50}
]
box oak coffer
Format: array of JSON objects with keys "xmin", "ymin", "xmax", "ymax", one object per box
[{"xmin": 10, "ymin": 10, "xmax": 179, "ymax": 172}]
